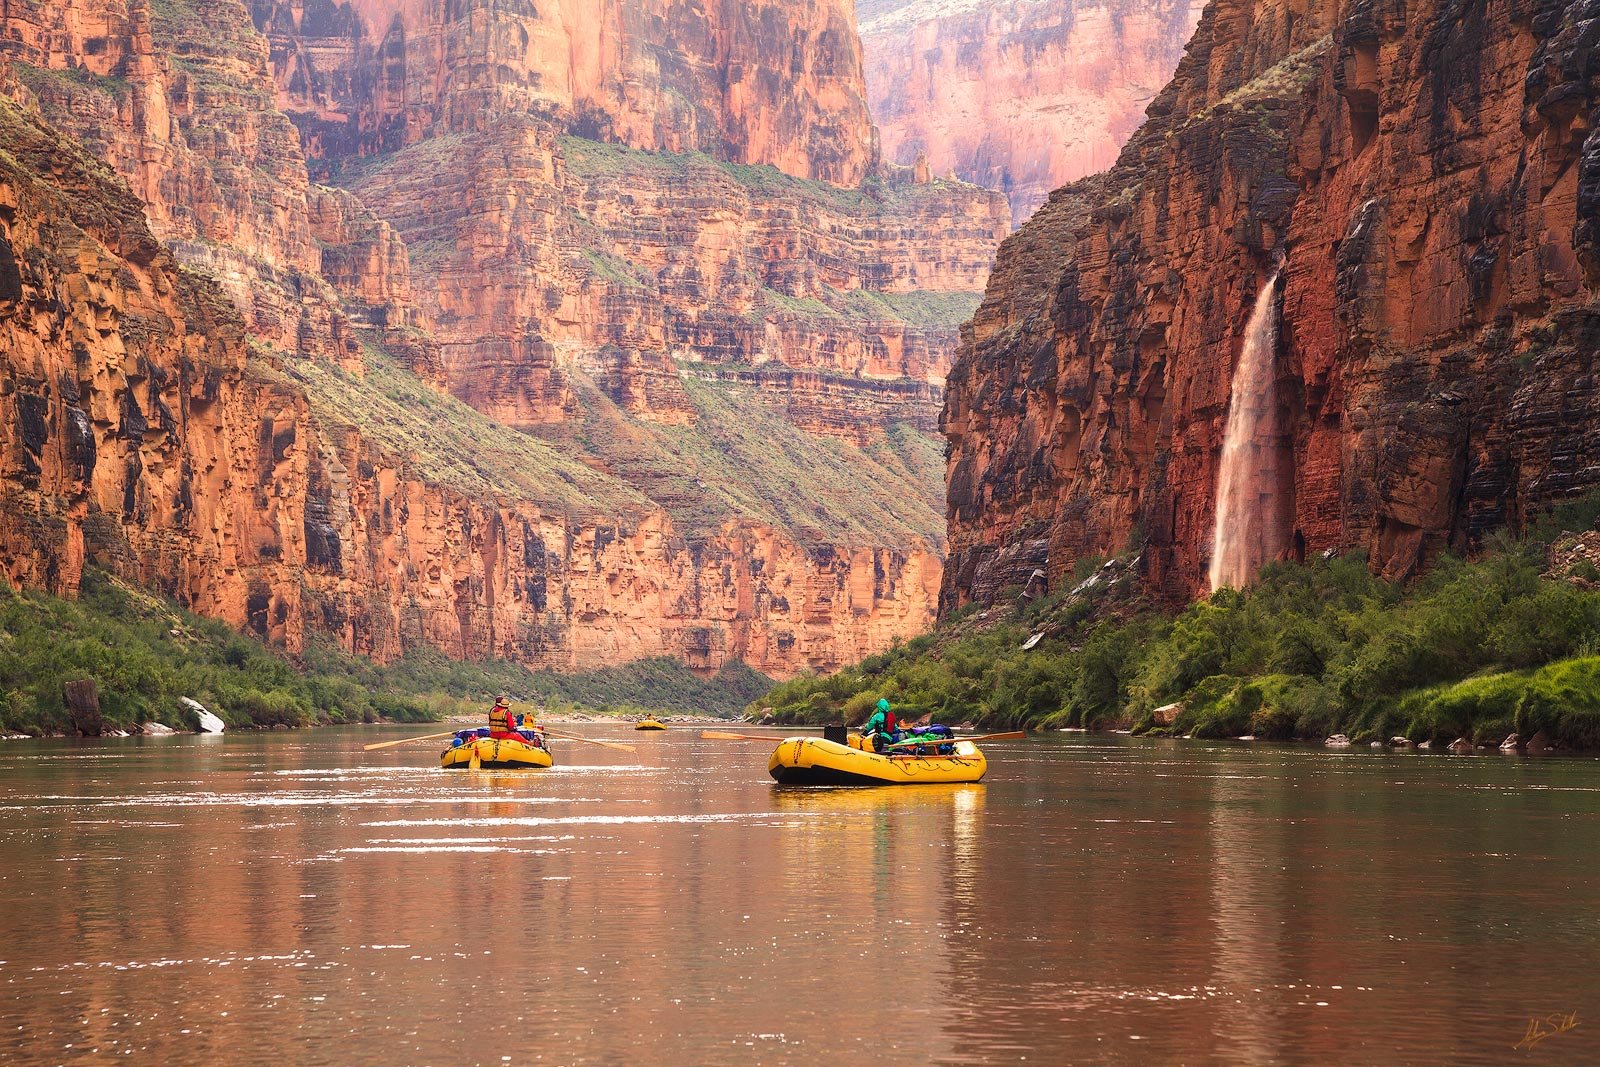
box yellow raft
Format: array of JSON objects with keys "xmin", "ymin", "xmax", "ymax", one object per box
[
  {"xmin": 440, "ymin": 735, "xmax": 554, "ymax": 770},
  {"xmin": 767, "ymin": 735, "xmax": 986, "ymax": 786},
  {"xmin": 634, "ymin": 719, "xmax": 668, "ymax": 731}
]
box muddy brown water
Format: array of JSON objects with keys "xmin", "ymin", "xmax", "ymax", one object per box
[{"xmin": 1, "ymin": 728, "xmax": 1597, "ymax": 1064}]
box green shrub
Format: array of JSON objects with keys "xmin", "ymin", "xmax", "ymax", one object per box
[
  {"xmin": 1403, "ymin": 672, "xmax": 1532, "ymax": 744},
  {"xmin": 1516, "ymin": 657, "xmax": 1600, "ymax": 749}
]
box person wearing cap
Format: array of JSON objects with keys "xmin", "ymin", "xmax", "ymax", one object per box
[
  {"xmin": 488, "ymin": 695, "xmax": 518, "ymax": 739},
  {"xmin": 861, "ymin": 697, "xmax": 899, "ymax": 753}
]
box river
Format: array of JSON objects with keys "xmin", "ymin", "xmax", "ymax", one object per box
[{"xmin": 1, "ymin": 728, "xmax": 1596, "ymax": 1064}]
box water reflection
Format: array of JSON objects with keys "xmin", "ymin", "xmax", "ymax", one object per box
[{"xmin": 1, "ymin": 732, "xmax": 1598, "ymax": 1063}]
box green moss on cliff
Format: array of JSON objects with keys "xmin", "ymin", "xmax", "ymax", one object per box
[
  {"xmin": 545, "ymin": 372, "xmax": 946, "ymax": 549},
  {"xmin": 281, "ymin": 345, "xmax": 651, "ymax": 522}
]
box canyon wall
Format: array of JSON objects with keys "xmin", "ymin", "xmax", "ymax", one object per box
[
  {"xmin": 0, "ymin": 96, "xmax": 941, "ymax": 676},
  {"xmin": 251, "ymin": 0, "xmax": 1007, "ymax": 438},
  {"xmin": 0, "ymin": 0, "xmax": 1005, "ymax": 677},
  {"xmin": 260, "ymin": 0, "xmax": 878, "ymax": 185},
  {"xmin": 860, "ymin": 0, "xmax": 1205, "ymax": 226},
  {"xmin": 943, "ymin": 0, "xmax": 1600, "ymax": 611}
]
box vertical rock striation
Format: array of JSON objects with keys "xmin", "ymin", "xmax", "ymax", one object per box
[
  {"xmin": 943, "ymin": 0, "xmax": 1600, "ymax": 612},
  {"xmin": 860, "ymin": 0, "xmax": 1206, "ymax": 226}
]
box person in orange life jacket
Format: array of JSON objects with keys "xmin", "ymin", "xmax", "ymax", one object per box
[
  {"xmin": 488, "ymin": 695, "xmax": 520, "ymax": 739},
  {"xmin": 517, "ymin": 709, "xmax": 544, "ymax": 746},
  {"xmin": 862, "ymin": 697, "xmax": 900, "ymax": 753}
]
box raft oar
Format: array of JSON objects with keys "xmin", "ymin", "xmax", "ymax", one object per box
[
  {"xmin": 884, "ymin": 730, "xmax": 1028, "ymax": 750},
  {"xmin": 701, "ymin": 730, "xmax": 794, "ymax": 742},
  {"xmin": 362, "ymin": 730, "xmax": 458, "ymax": 751},
  {"xmin": 538, "ymin": 728, "xmax": 635, "ymax": 753}
]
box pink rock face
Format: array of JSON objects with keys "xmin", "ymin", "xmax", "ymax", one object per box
[
  {"xmin": 273, "ymin": 0, "xmax": 877, "ymax": 186},
  {"xmin": 943, "ymin": 0, "xmax": 1600, "ymax": 611},
  {"xmin": 860, "ymin": 0, "xmax": 1205, "ymax": 226}
]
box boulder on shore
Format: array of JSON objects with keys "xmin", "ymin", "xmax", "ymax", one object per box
[
  {"xmin": 1526, "ymin": 730, "xmax": 1555, "ymax": 754},
  {"xmin": 1498, "ymin": 733, "xmax": 1521, "ymax": 752},
  {"xmin": 1324, "ymin": 733, "xmax": 1352, "ymax": 747},
  {"xmin": 1152, "ymin": 701, "xmax": 1183, "ymax": 726},
  {"xmin": 1448, "ymin": 737, "xmax": 1475, "ymax": 754},
  {"xmin": 1388, "ymin": 736, "xmax": 1414, "ymax": 747},
  {"xmin": 142, "ymin": 721, "xmax": 179, "ymax": 736}
]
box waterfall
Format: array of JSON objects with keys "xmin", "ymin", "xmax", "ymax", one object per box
[{"xmin": 1209, "ymin": 273, "xmax": 1284, "ymax": 592}]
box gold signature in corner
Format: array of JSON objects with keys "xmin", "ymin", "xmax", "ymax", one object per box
[{"xmin": 1515, "ymin": 1011, "xmax": 1579, "ymax": 1050}]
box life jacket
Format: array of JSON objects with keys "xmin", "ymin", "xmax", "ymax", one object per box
[{"xmin": 489, "ymin": 705, "xmax": 513, "ymax": 733}]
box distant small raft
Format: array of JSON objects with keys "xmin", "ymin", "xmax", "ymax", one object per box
[
  {"xmin": 634, "ymin": 720, "xmax": 668, "ymax": 731},
  {"xmin": 767, "ymin": 736, "xmax": 986, "ymax": 786},
  {"xmin": 440, "ymin": 736, "xmax": 554, "ymax": 770}
]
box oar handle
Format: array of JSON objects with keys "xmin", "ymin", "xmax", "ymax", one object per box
[
  {"xmin": 362, "ymin": 730, "xmax": 456, "ymax": 751},
  {"xmin": 884, "ymin": 730, "xmax": 1026, "ymax": 750},
  {"xmin": 701, "ymin": 731, "xmax": 791, "ymax": 741}
]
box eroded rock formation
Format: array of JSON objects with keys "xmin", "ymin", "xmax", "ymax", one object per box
[
  {"xmin": 943, "ymin": 0, "xmax": 1600, "ymax": 611},
  {"xmin": 860, "ymin": 0, "xmax": 1206, "ymax": 226}
]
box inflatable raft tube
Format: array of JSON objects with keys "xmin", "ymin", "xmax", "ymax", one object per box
[
  {"xmin": 767, "ymin": 736, "xmax": 986, "ymax": 786},
  {"xmin": 440, "ymin": 736, "xmax": 554, "ymax": 770},
  {"xmin": 634, "ymin": 720, "xmax": 668, "ymax": 730}
]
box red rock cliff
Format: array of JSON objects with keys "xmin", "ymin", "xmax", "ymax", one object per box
[
  {"xmin": 860, "ymin": 0, "xmax": 1206, "ymax": 226},
  {"xmin": 0, "ymin": 95, "xmax": 942, "ymax": 676},
  {"xmin": 1, "ymin": 0, "xmax": 998, "ymax": 678},
  {"xmin": 261, "ymin": 0, "xmax": 878, "ymax": 186},
  {"xmin": 942, "ymin": 0, "xmax": 1600, "ymax": 611}
]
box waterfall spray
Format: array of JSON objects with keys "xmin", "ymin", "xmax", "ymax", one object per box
[{"xmin": 1209, "ymin": 273, "xmax": 1283, "ymax": 592}]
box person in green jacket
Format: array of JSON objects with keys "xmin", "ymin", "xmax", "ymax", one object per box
[{"xmin": 862, "ymin": 698, "xmax": 899, "ymax": 753}]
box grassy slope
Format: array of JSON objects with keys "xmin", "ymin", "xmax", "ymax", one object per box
[
  {"xmin": 282, "ymin": 347, "xmax": 651, "ymax": 522},
  {"xmin": 543, "ymin": 374, "xmax": 946, "ymax": 549},
  {"xmin": 752, "ymin": 499, "xmax": 1600, "ymax": 749},
  {"xmin": 0, "ymin": 572, "xmax": 769, "ymax": 736}
]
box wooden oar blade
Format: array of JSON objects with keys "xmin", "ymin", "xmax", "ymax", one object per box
[
  {"xmin": 363, "ymin": 730, "xmax": 456, "ymax": 751},
  {"xmin": 540, "ymin": 729, "xmax": 636, "ymax": 752},
  {"xmin": 700, "ymin": 730, "xmax": 784, "ymax": 742}
]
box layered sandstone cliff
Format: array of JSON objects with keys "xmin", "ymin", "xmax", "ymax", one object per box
[
  {"xmin": 259, "ymin": 0, "xmax": 878, "ymax": 186},
  {"xmin": 0, "ymin": 0, "xmax": 998, "ymax": 677},
  {"xmin": 0, "ymin": 96, "xmax": 942, "ymax": 676},
  {"xmin": 860, "ymin": 0, "xmax": 1205, "ymax": 226},
  {"xmin": 251, "ymin": 0, "xmax": 1007, "ymax": 440},
  {"xmin": 943, "ymin": 0, "xmax": 1600, "ymax": 611}
]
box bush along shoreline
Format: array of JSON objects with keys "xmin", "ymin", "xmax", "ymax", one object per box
[
  {"xmin": 0, "ymin": 570, "xmax": 768, "ymax": 737},
  {"xmin": 749, "ymin": 500, "xmax": 1600, "ymax": 752}
]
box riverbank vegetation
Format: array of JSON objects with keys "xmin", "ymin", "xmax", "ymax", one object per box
[
  {"xmin": 0, "ymin": 571, "xmax": 768, "ymax": 735},
  {"xmin": 751, "ymin": 500, "xmax": 1600, "ymax": 749}
]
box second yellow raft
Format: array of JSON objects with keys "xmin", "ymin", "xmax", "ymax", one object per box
[
  {"xmin": 767, "ymin": 735, "xmax": 986, "ymax": 786},
  {"xmin": 440, "ymin": 735, "xmax": 554, "ymax": 770},
  {"xmin": 634, "ymin": 719, "xmax": 668, "ymax": 730}
]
